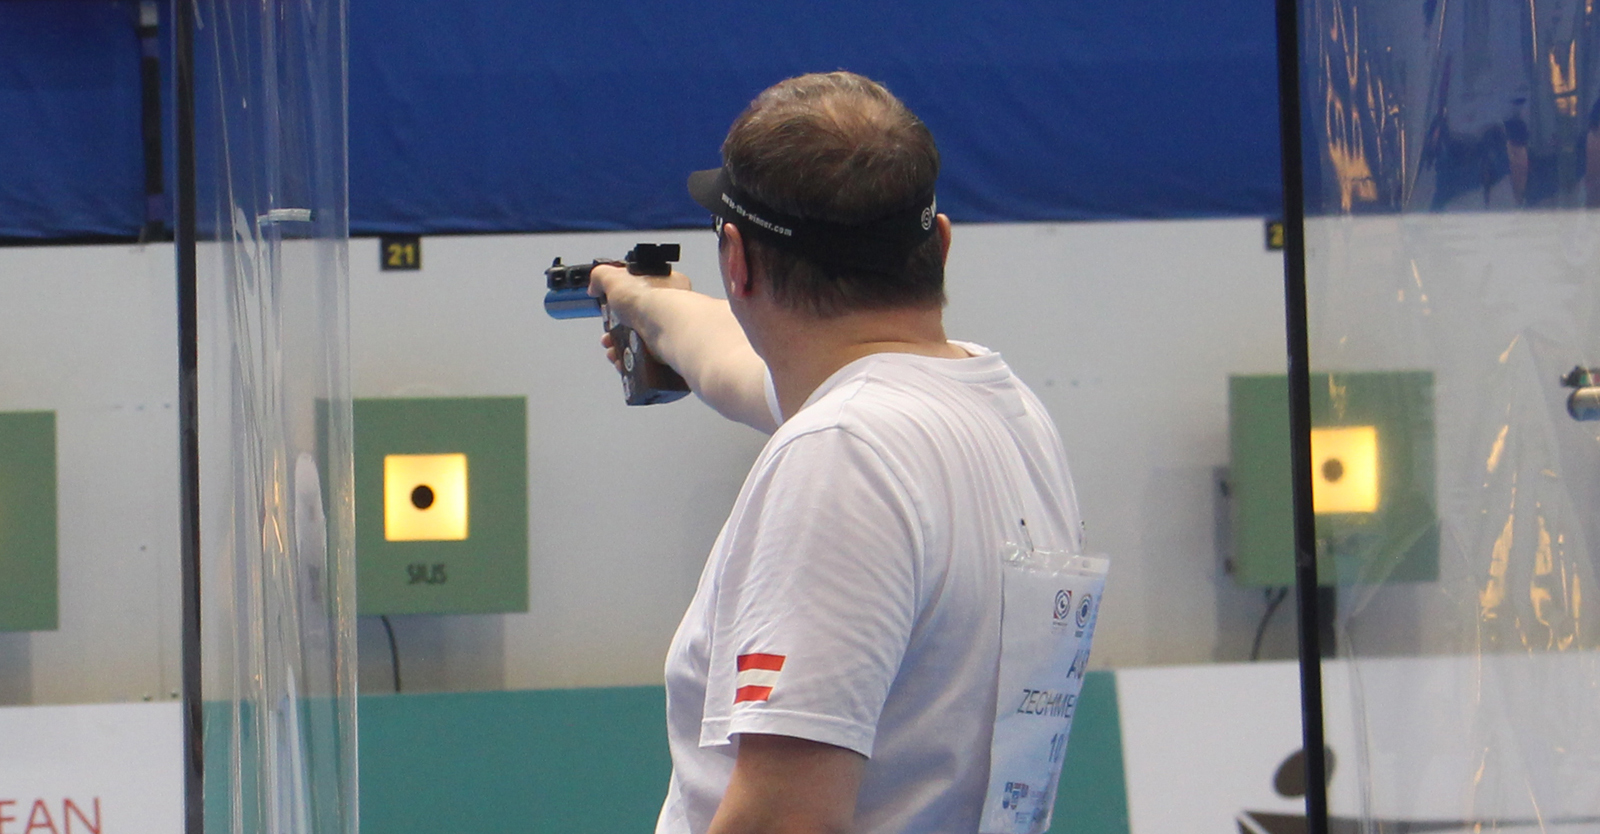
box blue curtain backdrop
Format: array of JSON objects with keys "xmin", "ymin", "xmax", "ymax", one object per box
[
  {"xmin": 0, "ymin": 0, "xmax": 1284, "ymax": 239},
  {"xmin": 0, "ymin": 1, "xmax": 146, "ymax": 239}
]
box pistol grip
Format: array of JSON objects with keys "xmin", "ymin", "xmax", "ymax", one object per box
[{"xmin": 601, "ymin": 302, "xmax": 690, "ymax": 406}]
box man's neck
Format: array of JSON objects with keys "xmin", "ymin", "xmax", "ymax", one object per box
[{"xmin": 760, "ymin": 305, "xmax": 967, "ymax": 420}]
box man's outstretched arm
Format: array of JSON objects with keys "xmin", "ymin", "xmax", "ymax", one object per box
[
  {"xmin": 588, "ymin": 263, "xmax": 777, "ymax": 433},
  {"xmin": 707, "ymin": 734, "xmax": 866, "ymax": 834}
]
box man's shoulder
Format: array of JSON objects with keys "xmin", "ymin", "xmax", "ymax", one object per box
[
  {"xmin": 777, "ymin": 361, "xmax": 952, "ymax": 443},
  {"xmin": 769, "ymin": 351, "xmax": 1037, "ymax": 464},
  {"xmin": 811, "ymin": 348, "xmax": 1035, "ymax": 426}
]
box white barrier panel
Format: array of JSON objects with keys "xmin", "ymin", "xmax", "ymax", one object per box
[
  {"xmin": 1117, "ymin": 661, "xmax": 1337, "ymax": 833},
  {"xmin": 0, "ymin": 702, "xmax": 181, "ymax": 833},
  {"xmin": 1118, "ymin": 657, "xmax": 1600, "ymax": 833}
]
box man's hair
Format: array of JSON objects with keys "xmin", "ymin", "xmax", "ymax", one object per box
[{"xmin": 722, "ymin": 72, "xmax": 944, "ymax": 318}]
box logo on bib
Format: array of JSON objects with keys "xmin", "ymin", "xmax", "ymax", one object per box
[
  {"xmin": 1076, "ymin": 593, "xmax": 1095, "ymax": 629},
  {"xmin": 734, "ymin": 653, "xmax": 786, "ymax": 703},
  {"xmin": 1053, "ymin": 589, "xmax": 1073, "ymax": 620}
]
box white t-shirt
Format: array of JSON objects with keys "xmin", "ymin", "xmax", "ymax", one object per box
[{"xmin": 656, "ymin": 343, "xmax": 1083, "ymax": 834}]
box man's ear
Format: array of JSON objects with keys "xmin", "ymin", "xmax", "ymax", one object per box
[
  {"xmin": 936, "ymin": 214, "xmax": 953, "ymax": 265},
  {"xmin": 720, "ymin": 224, "xmax": 755, "ymax": 299}
]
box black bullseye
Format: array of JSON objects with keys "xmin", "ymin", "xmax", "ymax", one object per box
[{"xmin": 411, "ymin": 485, "xmax": 436, "ymax": 510}]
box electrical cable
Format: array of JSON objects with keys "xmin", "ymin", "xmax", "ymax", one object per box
[
  {"xmin": 1250, "ymin": 587, "xmax": 1292, "ymax": 661},
  {"xmin": 380, "ymin": 615, "xmax": 402, "ymax": 693}
]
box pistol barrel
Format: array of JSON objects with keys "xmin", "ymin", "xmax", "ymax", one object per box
[{"xmin": 544, "ymin": 259, "xmax": 601, "ymax": 318}]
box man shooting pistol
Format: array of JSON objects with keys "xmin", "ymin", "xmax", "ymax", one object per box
[{"xmin": 573, "ymin": 72, "xmax": 1093, "ymax": 834}]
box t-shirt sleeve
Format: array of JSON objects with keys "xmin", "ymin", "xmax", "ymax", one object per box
[{"xmin": 698, "ymin": 427, "xmax": 923, "ymax": 758}]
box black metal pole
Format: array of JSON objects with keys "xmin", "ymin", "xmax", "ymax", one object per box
[
  {"xmin": 174, "ymin": 0, "xmax": 204, "ymax": 832},
  {"xmin": 137, "ymin": 1, "xmax": 164, "ymax": 242},
  {"xmin": 1273, "ymin": 0, "xmax": 1331, "ymax": 830}
]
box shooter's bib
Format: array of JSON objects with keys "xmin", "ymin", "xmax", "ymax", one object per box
[{"xmin": 979, "ymin": 552, "xmax": 1109, "ymax": 834}]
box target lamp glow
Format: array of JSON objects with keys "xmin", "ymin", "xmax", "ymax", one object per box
[
  {"xmin": 1309, "ymin": 426, "xmax": 1379, "ymax": 515},
  {"xmin": 384, "ymin": 453, "xmax": 468, "ymax": 541}
]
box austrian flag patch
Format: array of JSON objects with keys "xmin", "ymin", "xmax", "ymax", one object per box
[{"xmin": 734, "ymin": 653, "xmax": 786, "ymax": 703}]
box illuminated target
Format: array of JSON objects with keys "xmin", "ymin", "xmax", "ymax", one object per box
[
  {"xmin": 383, "ymin": 453, "xmax": 469, "ymax": 541},
  {"xmin": 1309, "ymin": 426, "xmax": 1379, "ymax": 514}
]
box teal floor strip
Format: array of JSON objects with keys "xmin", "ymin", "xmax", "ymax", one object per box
[
  {"xmin": 360, "ymin": 687, "xmax": 671, "ymax": 833},
  {"xmin": 203, "ymin": 672, "xmax": 1127, "ymax": 833},
  {"xmin": 1051, "ymin": 671, "xmax": 1130, "ymax": 833}
]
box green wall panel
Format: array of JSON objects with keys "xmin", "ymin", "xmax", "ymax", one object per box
[
  {"xmin": 0, "ymin": 411, "xmax": 57, "ymax": 631},
  {"xmin": 359, "ymin": 687, "xmax": 672, "ymax": 833},
  {"xmin": 1229, "ymin": 372, "xmax": 1437, "ymax": 588},
  {"xmin": 202, "ymin": 698, "xmax": 354, "ymax": 834},
  {"xmin": 1052, "ymin": 671, "xmax": 1129, "ymax": 833},
  {"xmin": 198, "ymin": 678, "xmax": 1129, "ymax": 831},
  {"xmin": 351, "ymin": 397, "xmax": 528, "ymax": 615},
  {"xmin": 351, "ymin": 673, "xmax": 1126, "ymax": 833}
]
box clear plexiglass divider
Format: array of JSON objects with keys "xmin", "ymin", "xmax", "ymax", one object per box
[
  {"xmin": 192, "ymin": 1, "xmax": 357, "ymax": 833},
  {"xmin": 1299, "ymin": 0, "xmax": 1600, "ymax": 828}
]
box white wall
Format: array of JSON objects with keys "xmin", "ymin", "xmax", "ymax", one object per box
[
  {"xmin": 942, "ymin": 220, "xmax": 1291, "ymax": 667},
  {"xmin": 0, "ymin": 217, "xmax": 1296, "ymax": 703},
  {"xmin": 0, "ymin": 245, "xmax": 182, "ymax": 705}
]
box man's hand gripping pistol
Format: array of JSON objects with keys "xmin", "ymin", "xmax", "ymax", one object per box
[{"xmin": 544, "ymin": 243, "xmax": 691, "ymax": 406}]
